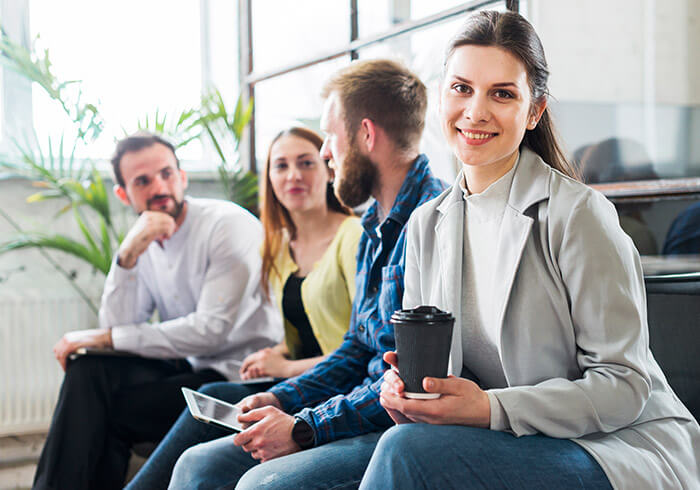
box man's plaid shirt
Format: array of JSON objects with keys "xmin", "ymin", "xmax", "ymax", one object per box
[{"xmin": 268, "ymin": 154, "xmax": 447, "ymax": 445}]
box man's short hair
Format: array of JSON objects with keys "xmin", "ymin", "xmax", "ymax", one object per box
[
  {"xmin": 110, "ymin": 132, "xmax": 178, "ymax": 188},
  {"xmin": 321, "ymin": 59, "xmax": 427, "ymax": 150}
]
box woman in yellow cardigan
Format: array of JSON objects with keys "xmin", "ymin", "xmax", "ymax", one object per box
[
  {"xmin": 127, "ymin": 126, "xmax": 361, "ymax": 489},
  {"xmin": 240, "ymin": 126, "xmax": 361, "ymax": 379}
]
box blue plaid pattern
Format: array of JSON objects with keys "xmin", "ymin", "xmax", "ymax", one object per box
[{"xmin": 269, "ymin": 154, "xmax": 447, "ymax": 445}]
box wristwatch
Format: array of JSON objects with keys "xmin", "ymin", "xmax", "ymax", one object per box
[{"xmin": 291, "ymin": 416, "xmax": 315, "ymax": 450}]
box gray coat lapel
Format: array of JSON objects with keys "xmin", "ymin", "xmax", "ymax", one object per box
[
  {"xmin": 491, "ymin": 149, "xmax": 552, "ymax": 365},
  {"xmin": 435, "ymin": 177, "xmax": 465, "ymax": 374},
  {"xmin": 491, "ymin": 208, "xmax": 533, "ymax": 356}
]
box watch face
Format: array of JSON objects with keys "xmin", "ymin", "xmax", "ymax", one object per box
[{"xmin": 292, "ymin": 418, "xmax": 315, "ymax": 449}]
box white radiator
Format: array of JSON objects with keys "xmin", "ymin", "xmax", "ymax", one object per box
[{"xmin": 0, "ymin": 293, "xmax": 99, "ymax": 436}]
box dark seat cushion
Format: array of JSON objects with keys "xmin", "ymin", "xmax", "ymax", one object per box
[{"xmin": 645, "ymin": 279, "xmax": 700, "ymax": 419}]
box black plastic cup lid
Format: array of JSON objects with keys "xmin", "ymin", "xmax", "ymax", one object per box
[{"xmin": 390, "ymin": 305, "xmax": 454, "ymax": 324}]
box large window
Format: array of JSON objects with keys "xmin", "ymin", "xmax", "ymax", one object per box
[
  {"xmin": 241, "ymin": 0, "xmax": 700, "ymax": 261},
  {"xmin": 2, "ymin": 0, "xmax": 238, "ymax": 170},
  {"xmin": 241, "ymin": 0, "xmax": 509, "ymax": 177}
]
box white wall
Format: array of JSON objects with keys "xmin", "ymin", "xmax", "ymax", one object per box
[{"xmin": 529, "ymin": 0, "xmax": 700, "ymax": 105}]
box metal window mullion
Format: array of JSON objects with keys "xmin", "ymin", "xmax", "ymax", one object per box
[
  {"xmin": 350, "ymin": 0, "xmax": 359, "ymax": 60},
  {"xmin": 239, "ymin": 0, "xmax": 256, "ymax": 173}
]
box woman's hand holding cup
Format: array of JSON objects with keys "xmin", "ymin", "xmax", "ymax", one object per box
[
  {"xmin": 381, "ymin": 306, "xmax": 490, "ymax": 427},
  {"xmin": 381, "ymin": 351, "xmax": 491, "ymax": 428}
]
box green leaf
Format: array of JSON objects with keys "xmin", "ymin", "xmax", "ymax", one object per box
[
  {"xmin": 73, "ymin": 206, "xmax": 100, "ymax": 256},
  {"xmin": 203, "ymin": 121, "xmax": 226, "ymax": 163},
  {"xmin": 0, "ymin": 233, "xmax": 111, "ymax": 275},
  {"xmin": 99, "ymin": 217, "xmax": 112, "ymax": 259},
  {"xmin": 26, "ymin": 189, "xmax": 63, "ymax": 203}
]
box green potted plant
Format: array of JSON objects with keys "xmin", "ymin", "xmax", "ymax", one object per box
[{"xmin": 0, "ymin": 30, "xmax": 256, "ymax": 314}]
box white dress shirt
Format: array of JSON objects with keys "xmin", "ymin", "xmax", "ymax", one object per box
[{"xmin": 98, "ymin": 197, "xmax": 284, "ymax": 380}]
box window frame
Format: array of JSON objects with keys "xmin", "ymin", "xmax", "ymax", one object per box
[
  {"xmin": 237, "ymin": 0, "xmax": 515, "ymax": 175},
  {"xmin": 237, "ymin": 0, "xmax": 700, "ymax": 202}
]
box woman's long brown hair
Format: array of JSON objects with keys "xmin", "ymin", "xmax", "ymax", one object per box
[{"xmin": 259, "ymin": 127, "xmax": 351, "ymax": 297}]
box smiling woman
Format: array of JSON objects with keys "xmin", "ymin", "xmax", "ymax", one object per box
[
  {"xmin": 440, "ymin": 45, "xmax": 542, "ymax": 193},
  {"xmin": 364, "ymin": 10, "xmax": 700, "ymax": 490}
]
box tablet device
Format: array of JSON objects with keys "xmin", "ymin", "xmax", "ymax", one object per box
[
  {"xmin": 229, "ymin": 359, "xmax": 278, "ymax": 384},
  {"xmin": 238, "ymin": 376, "xmax": 276, "ymax": 384},
  {"xmin": 182, "ymin": 387, "xmax": 244, "ymax": 433}
]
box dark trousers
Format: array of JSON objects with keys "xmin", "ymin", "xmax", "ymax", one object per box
[{"xmin": 33, "ymin": 355, "xmax": 225, "ymax": 490}]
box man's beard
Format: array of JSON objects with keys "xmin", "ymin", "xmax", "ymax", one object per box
[
  {"xmin": 146, "ymin": 194, "xmax": 185, "ymax": 220},
  {"xmin": 334, "ymin": 141, "xmax": 377, "ymax": 208}
]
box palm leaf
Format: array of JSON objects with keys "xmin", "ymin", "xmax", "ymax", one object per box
[
  {"xmin": 73, "ymin": 206, "xmax": 101, "ymax": 258},
  {"xmin": 99, "ymin": 218, "xmax": 112, "ymax": 258},
  {"xmin": 0, "ymin": 233, "xmax": 111, "ymax": 275}
]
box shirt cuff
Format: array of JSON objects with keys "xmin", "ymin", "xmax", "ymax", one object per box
[
  {"xmin": 110, "ymin": 257, "xmax": 140, "ymax": 283},
  {"xmin": 487, "ymin": 391, "xmax": 511, "ymax": 431},
  {"xmin": 268, "ymin": 381, "xmax": 299, "ymax": 413},
  {"xmin": 110, "ymin": 325, "xmax": 142, "ymax": 352}
]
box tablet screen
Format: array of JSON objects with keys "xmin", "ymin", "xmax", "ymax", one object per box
[{"xmin": 182, "ymin": 387, "xmax": 244, "ymax": 432}]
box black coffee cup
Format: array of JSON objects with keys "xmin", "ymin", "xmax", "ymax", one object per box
[{"xmin": 390, "ymin": 306, "xmax": 455, "ymax": 399}]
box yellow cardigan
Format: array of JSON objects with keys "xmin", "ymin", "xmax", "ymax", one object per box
[{"xmin": 270, "ymin": 216, "xmax": 362, "ymax": 358}]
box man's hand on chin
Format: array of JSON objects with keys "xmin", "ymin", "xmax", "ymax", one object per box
[
  {"xmin": 117, "ymin": 211, "xmax": 177, "ymax": 269},
  {"xmin": 233, "ymin": 407, "xmax": 300, "ymax": 462},
  {"xmin": 53, "ymin": 328, "xmax": 113, "ymax": 371}
]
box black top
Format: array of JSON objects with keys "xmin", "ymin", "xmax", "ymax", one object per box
[{"xmin": 282, "ymin": 275, "xmax": 323, "ymax": 359}]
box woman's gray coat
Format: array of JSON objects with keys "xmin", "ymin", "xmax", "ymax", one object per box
[{"xmin": 403, "ymin": 148, "xmax": 700, "ymax": 489}]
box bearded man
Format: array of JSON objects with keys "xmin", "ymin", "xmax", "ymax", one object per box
[
  {"xmin": 33, "ymin": 132, "xmax": 283, "ymax": 490},
  {"xmin": 166, "ymin": 59, "xmax": 448, "ymax": 490}
]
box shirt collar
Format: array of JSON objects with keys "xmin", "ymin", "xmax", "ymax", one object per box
[
  {"xmin": 361, "ymin": 154, "xmax": 432, "ymax": 233},
  {"xmin": 460, "ymin": 153, "xmax": 519, "ymax": 201}
]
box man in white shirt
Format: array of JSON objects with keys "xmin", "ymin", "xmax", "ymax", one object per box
[{"xmin": 33, "ymin": 132, "xmax": 283, "ymax": 490}]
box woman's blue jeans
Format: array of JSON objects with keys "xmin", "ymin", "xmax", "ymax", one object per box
[
  {"xmin": 126, "ymin": 380, "xmax": 274, "ymax": 490},
  {"xmin": 167, "ymin": 423, "xmax": 611, "ymax": 489},
  {"xmin": 360, "ymin": 424, "xmax": 613, "ymax": 490}
]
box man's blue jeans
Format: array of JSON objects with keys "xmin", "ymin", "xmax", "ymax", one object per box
[
  {"xmin": 126, "ymin": 380, "xmax": 274, "ymax": 490},
  {"xmin": 168, "ymin": 423, "xmax": 611, "ymax": 490},
  {"xmin": 169, "ymin": 431, "xmax": 383, "ymax": 490},
  {"xmin": 360, "ymin": 424, "xmax": 612, "ymax": 489}
]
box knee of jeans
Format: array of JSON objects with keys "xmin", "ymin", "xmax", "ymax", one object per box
[
  {"xmin": 171, "ymin": 443, "xmax": 211, "ymax": 483},
  {"xmin": 375, "ymin": 424, "xmax": 432, "ymax": 462},
  {"xmin": 236, "ymin": 463, "xmax": 286, "ymax": 490},
  {"xmin": 236, "ymin": 467, "xmax": 264, "ymax": 490}
]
